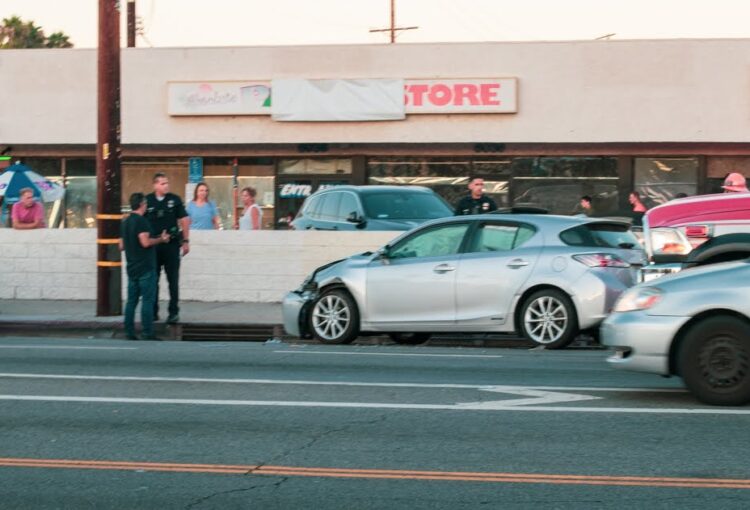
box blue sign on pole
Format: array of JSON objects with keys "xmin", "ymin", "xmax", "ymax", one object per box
[{"xmin": 188, "ymin": 157, "xmax": 204, "ymax": 183}]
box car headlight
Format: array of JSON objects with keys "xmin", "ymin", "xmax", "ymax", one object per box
[{"xmin": 613, "ymin": 287, "xmax": 662, "ymax": 312}]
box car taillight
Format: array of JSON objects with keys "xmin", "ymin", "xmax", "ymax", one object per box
[
  {"xmin": 684, "ymin": 225, "xmax": 712, "ymax": 238},
  {"xmin": 573, "ymin": 253, "xmax": 630, "ymax": 268},
  {"xmin": 649, "ymin": 227, "xmax": 692, "ymax": 256}
]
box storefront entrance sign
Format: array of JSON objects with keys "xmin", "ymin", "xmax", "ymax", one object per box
[
  {"xmin": 271, "ymin": 79, "xmax": 405, "ymax": 122},
  {"xmin": 168, "ymin": 78, "xmax": 517, "ymax": 116}
]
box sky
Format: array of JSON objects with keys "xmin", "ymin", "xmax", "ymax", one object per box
[{"xmin": 3, "ymin": 0, "xmax": 750, "ymax": 48}]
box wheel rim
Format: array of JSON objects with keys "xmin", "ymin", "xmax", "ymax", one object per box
[
  {"xmin": 697, "ymin": 335, "xmax": 749, "ymax": 391},
  {"xmin": 524, "ymin": 296, "xmax": 568, "ymax": 345},
  {"xmin": 312, "ymin": 295, "xmax": 351, "ymax": 341}
]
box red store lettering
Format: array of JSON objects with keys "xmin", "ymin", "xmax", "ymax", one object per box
[{"xmin": 405, "ymin": 82, "xmax": 502, "ymax": 107}]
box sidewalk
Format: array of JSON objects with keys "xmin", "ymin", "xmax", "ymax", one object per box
[{"xmin": 0, "ymin": 300, "xmax": 282, "ymax": 341}]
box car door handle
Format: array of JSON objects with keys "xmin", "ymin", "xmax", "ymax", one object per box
[
  {"xmin": 507, "ymin": 259, "xmax": 529, "ymax": 268},
  {"xmin": 433, "ymin": 264, "xmax": 456, "ymax": 273}
]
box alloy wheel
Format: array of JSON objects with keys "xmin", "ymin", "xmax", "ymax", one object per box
[
  {"xmin": 523, "ymin": 296, "xmax": 569, "ymax": 345},
  {"xmin": 312, "ymin": 294, "xmax": 351, "ymax": 341}
]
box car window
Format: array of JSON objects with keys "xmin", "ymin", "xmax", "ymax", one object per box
[
  {"xmin": 304, "ymin": 195, "xmax": 322, "ymax": 219},
  {"xmin": 560, "ymin": 223, "xmax": 640, "ymax": 249},
  {"xmin": 389, "ymin": 223, "xmax": 470, "ymax": 260},
  {"xmin": 361, "ymin": 191, "xmax": 453, "ymax": 220},
  {"xmin": 318, "ymin": 193, "xmax": 341, "ymax": 221},
  {"xmin": 467, "ymin": 223, "xmax": 537, "ymax": 253},
  {"xmin": 337, "ymin": 192, "xmax": 359, "ymax": 221}
]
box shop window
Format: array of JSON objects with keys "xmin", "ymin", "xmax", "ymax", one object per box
[
  {"xmin": 367, "ymin": 157, "xmax": 510, "ymax": 210},
  {"xmin": 511, "ymin": 157, "xmax": 619, "ymax": 216},
  {"xmin": 278, "ymin": 159, "xmax": 352, "ymax": 175},
  {"xmin": 706, "ymin": 157, "xmax": 750, "ymax": 194},
  {"xmin": 634, "ymin": 157, "xmax": 698, "ymax": 207},
  {"xmin": 64, "ymin": 159, "xmax": 96, "ymax": 228}
]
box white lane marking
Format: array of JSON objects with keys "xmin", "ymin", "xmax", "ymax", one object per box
[
  {"xmin": 273, "ymin": 350, "xmax": 504, "ymax": 358},
  {"xmin": 0, "ymin": 395, "xmax": 748, "ymax": 415},
  {"xmin": 0, "ymin": 346, "xmax": 137, "ymax": 351},
  {"xmin": 0, "ymin": 373, "xmax": 684, "ymax": 393},
  {"xmin": 463, "ymin": 387, "xmax": 601, "ymax": 407}
]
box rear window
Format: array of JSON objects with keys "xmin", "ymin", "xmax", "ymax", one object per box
[
  {"xmin": 361, "ymin": 191, "xmax": 453, "ymax": 220},
  {"xmin": 560, "ymin": 223, "xmax": 640, "ymax": 249}
]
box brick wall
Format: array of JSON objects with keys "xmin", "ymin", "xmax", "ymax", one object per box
[{"xmin": 0, "ymin": 230, "xmax": 397, "ymax": 302}]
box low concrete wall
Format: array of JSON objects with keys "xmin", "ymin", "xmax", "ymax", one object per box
[{"xmin": 0, "ymin": 229, "xmax": 397, "ymax": 302}]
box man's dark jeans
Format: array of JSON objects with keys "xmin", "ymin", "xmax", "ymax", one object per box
[
  {"xmin": 154, "ymin": 242, "xmax": 181, "ymax": 318},
  {"xmin": 125, "ymin": 270, "xmax": 157, "ymax": 338}
]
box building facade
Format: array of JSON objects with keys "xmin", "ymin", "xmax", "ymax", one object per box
[{"xmin": 2, "ymin": 39, "xmax": 750, "ymax": 228}]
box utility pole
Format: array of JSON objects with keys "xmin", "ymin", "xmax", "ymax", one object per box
[
  {"xmin": 96, "ymin": 0, "xmax": 122, "ymax": 316},
  {"xmin": 127, "ymin": 0, "xmax": 136, "ymax": 47},
  {"xmin": 369, "ymin": 0, "xmax": 418, "ymax": 43}
]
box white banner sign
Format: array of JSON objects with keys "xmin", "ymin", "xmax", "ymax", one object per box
[
  {"xmin": 168, "ymin": 78, "xmax": 517, "ymax": 116},
  {"xmin": 271, "ymin": 79, "xmax": 405, "ymax": 121}
]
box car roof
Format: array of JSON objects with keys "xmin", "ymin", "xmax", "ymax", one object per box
[
  {"xmin": 311, "ymin": 185, "xmax": 436, "ymax": 195},
  {"xmin": 419, "ymin": 213, "xmax": 627, "ymax": 229}
]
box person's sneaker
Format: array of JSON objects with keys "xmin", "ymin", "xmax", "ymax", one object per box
[
  {"xmin": 166, "ymin": 314, "xmax": 179, "ymax": 325},
  {"xmin": 126, "ymin": 334, "xmax": 140, "ymax": 340}
]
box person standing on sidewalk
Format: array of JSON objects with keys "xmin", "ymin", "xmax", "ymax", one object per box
[
  {"xmin": 120, "ymin": 193, "xmax": 170, "ymax": 340},
  {"xmin": 145, "ymin": 173, "xmax": 190, "ymax": 325},
  {"xmin": 454, "ymin": 176, "xmax": 498, "ymax": 216}
]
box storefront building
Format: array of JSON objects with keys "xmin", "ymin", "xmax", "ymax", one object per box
[{"xmin": 2, "ymin": 39, "xmax": 750, "ymax": 228}]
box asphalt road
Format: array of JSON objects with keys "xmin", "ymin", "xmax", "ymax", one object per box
[{"xmin": 1, "ymin": 336, "xmax": 749, "ymax": 510}]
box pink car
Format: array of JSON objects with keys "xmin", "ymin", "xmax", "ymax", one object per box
[{"xmin": 640, "ymin": 193, "xmax": 750, "ymax": 281}]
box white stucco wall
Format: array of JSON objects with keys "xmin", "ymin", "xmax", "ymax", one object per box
[
  {"xmin": 2, "ymin": 39, "xmax": 750, "ymax": 146},
  {"xmin": 0, "ymin": 229, "xmax": 397, "ymax": 302}
]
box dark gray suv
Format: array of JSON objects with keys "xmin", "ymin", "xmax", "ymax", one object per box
[{"xmin": 291, "ymin": 185, "xmax": 454, "ymax": 231}]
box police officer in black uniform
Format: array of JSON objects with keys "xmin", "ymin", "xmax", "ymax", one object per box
[
  {"xmin": 455, "ymin": 176, "xmax": 498, "ymax": 215},
  {"xmin": 145, "ymin": 172, "xmax": 190, "ymax": 325}
]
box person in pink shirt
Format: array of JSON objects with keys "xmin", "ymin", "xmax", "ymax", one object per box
[{"xmin": 11, "ymin": 188, "xmax": 46, "ymax": 229}]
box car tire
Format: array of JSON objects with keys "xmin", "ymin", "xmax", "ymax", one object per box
[
  {"xmin": 519, "ymin": 289, "xmax": 578, "ymax": 350},
  {"xmin": 678, "ymin": 316, "xmax": 750, "ymax": 406},
  {"xmin": 309, "ymin": 289, "xmax": 360, "ymax": 345},
  {"xmin": 389, "ymin": 333, "xmax": 431, "ymax": 345}
]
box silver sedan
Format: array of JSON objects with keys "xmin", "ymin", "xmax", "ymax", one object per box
[
  {"xmin": 284, "ymin": 214, "xmax": 645, "ymax": 349},
  {"xmin": 602, "ymin": 259, "xmax": 750, "ymax": 406}
]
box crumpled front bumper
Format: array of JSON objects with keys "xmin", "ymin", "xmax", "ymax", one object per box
[{"xmin": 282, "ymin": 291, "xmax": 315, "ymax": 338}]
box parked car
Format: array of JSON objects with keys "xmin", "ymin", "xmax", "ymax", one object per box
[
  {"xmin": 283, "ymin": 214, "xmax": 646, "ymax": 349},
  {"xmin": 640, "ymin": 193, "xmax": 750, "ymax": 282},
  {"xmin": 601, "ymin": 260, "xmax": 750, "ymax": 406},
  {"xmin": 291, "ymin": 185, "xmax": 454, "ymax": 231}
]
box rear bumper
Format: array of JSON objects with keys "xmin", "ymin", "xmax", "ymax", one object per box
[{"xmin": 638, "ymin": 263, "xmax": 684, "ymax": 283}]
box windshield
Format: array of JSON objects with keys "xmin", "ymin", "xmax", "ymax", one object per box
[
  {"xmin": 361, "ymin": 191, "xmax": 453, "ymax": 220},
  {"xmin": 560, "ymin": 223, "xmax": 642, "ymax": 250}
]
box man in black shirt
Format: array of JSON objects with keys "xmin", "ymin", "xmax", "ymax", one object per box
[
  {"xmin": 145, "ymin": 173, "xmax": 190, "ymax": 325},
  {"xmin": 455, "ymin": 176, "xmax": 498, "ymax": 215},
  {"xmin": 120, "ymin": 193, "xmax": 170, "ymax": 340}
]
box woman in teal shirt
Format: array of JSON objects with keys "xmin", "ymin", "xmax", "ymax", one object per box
[{"xmin": 187, "ymin": 182, "xmax": 221, "ymax": 230}]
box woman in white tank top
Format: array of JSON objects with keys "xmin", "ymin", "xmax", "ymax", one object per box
[{"xmin": 239, "ymin": 186, "xmax": 263, "ymax": 230}]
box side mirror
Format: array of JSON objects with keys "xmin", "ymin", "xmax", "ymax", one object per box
[
  {"xmin": 376, "ymin": 245, "xmax": 391, "ymax": 260},
  {"xmin": 347, "ymin": 211, "xmax": 364, "ymax": 224}
]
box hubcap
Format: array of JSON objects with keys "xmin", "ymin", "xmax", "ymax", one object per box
[
  {"xmin": 698, "ymin": 336, "xmax": 749, "ymax": 390},
  {"xmin": 524, "ymin": 296, "xmax": 568, "ymax": 345},
  {"xmin": 312, "ymin": 295, "xmax": 351, "ymax": 341}
]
